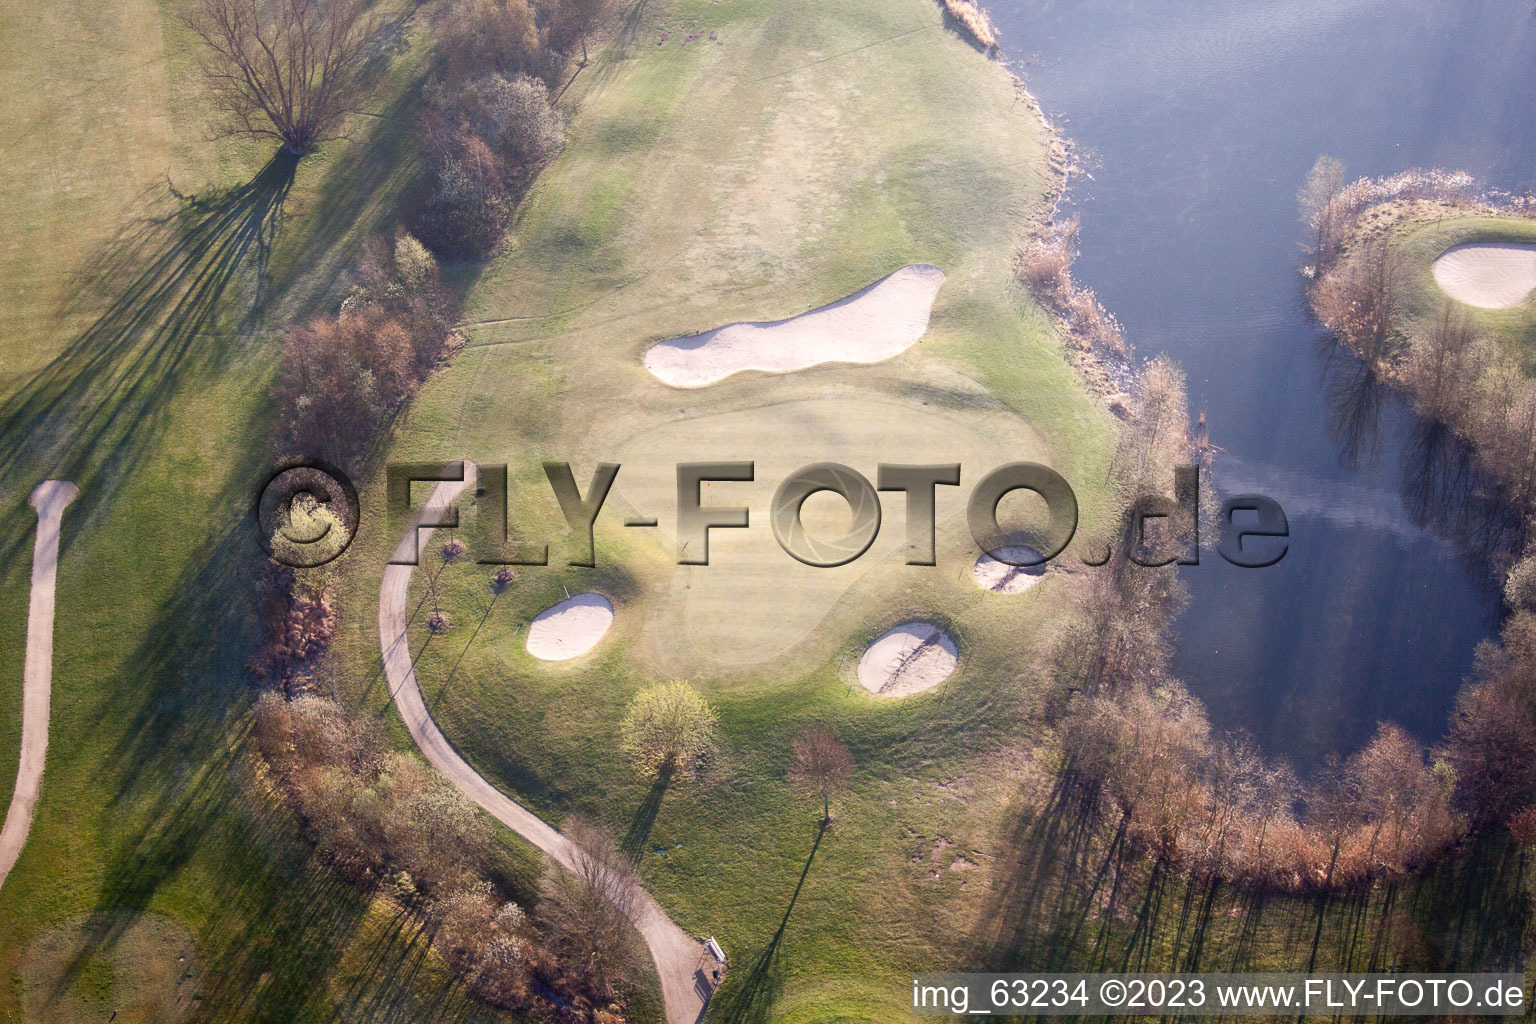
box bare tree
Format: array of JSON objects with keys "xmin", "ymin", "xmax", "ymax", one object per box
[
  {"xmin": 1298, "ymin": 155, "xmax": 1347, "ymax": 272},
  {"xmin": 185, "ymin": 0, "xmax": 379, "ymax": 154},
  {"xmin": 539, "ymin": 817, "xmax": 646, "ymax": 1001},
  {"xmin": 547, "ymin": 0, "xmax": 612, "ymax": 61},
  {"xmin": 788, "ymin": 724, "xmax": 855, "ymax": 824},
  {"xmin": 1407, "ymin": 302, "xmax": 1475, "ymax": 419},
  {"xmin": 1312, "ymin": 234, "xmax": 1406, "ymax": 364}
]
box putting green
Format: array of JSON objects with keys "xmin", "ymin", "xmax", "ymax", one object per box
[{"xmin": 607, "ymin": 392, "xmax": 1052, "ymax": 669}]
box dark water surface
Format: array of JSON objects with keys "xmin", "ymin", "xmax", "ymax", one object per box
[{"xmin": 985, "ymin": 0, "xmax": 1536, "ymax": 764}]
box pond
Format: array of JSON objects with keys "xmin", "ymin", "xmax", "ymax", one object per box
[{"xmin": 986, "ymin": 0, "xmax": 1536, "ymax": 764}]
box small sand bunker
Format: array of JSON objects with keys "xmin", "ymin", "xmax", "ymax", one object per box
[
  {"xmin": 1431, "ymin": 242, "xmax": 1536, "ymax": 308},
  {"xmin": 856, "ymin": 621, "xmax": 958, "ymax": 697},
  {"xmin": 644, "ymin": 264, "xmax": 946, "ymax": 386},
  {"xmin": 526, "ymin": 593, "xmax": 614, "ymax": 661},
  {"xmin": 973, "ymin": 545, "xmax": 1048, "ymax": 594}
]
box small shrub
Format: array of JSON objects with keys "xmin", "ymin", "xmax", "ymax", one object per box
[
  {"xmin": 394, "ymin": 233, "xmax": 438, "ymax": 291},
  {"xmin": 440, "ymin": 0, "xmax": 543, "ymax": 81},
  {"xmin": 1505, "ymin": 553, "xmax": 1536, "ymax": 610},
  {"xmin": 414, "ymin": 139, "xmax": 513, "ymax": 259},
  {"xmin": 490, "ymin": 566, "xmax": 518, "ymax": 594},
  {"xmin": 619, "ymin": 682, "xmax": 718, "ymax": 779}
]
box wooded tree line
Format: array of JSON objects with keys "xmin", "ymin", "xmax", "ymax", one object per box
[
  {"xmin": 185, "ymin": 0, "xmax": 602, "ymax": 466},
  {"xmin": 189, "ymin": 0, "xmax": 643, "ymax": 1014},
  {"xmin": 1045, "ymin": 344, "xmax": 1530, "ymax": 891},
  {"xmin": 411, "ymin": 0, "xmax": 579, "ymax": 258},
  {"xmin": 1301, "ymin": 161, "xmax": 1536, "ymax": 850},
  {"xmin": 255, "ymin": 693, "xmax": 648, "ymax": 1020}
]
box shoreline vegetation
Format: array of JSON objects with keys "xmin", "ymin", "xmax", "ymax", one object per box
[
  {"xmin": 1301, "ymin": 159, "xmax": 1536, "ymax": 850},
  {"xmin": 1010, "ymin": 123, "xmax": 1532, "ymax": 890},
  {"xmin": 937, "ymin": 0, "xmax": 999, "ymax": 52}
]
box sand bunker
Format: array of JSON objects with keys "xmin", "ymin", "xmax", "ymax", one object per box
[
  {"xmin": 856, "ymin": 621, "xmax": 958, "ymax": 697},
  {"xmin": 526, "ymin": 593, "xmax": 614, "ymax": 661},
  {"xmin": 644, "ymin": 264, "xmax": 946, "ymax": 386},
  {"xmin": 1431, "ymin": 242, "xmax": 1536, "ymax": 308},
  {"xmin": 973, "ymin": 545, "xmax": 1048, "ymax": 594}
]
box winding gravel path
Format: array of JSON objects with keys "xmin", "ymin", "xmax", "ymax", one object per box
[
  {"xmin": 378, "ymin": 463, "xmax": 709, "ymax": 1024},
  {"xmin": 0, "ymin": 480, "xmax": 79, "ymax": 892}
]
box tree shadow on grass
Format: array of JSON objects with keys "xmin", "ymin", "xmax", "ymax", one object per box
[
  {"xmin": 711, "ymin": 819, "xmax": 828, "ymax": 1024},
  {"xmin": 969, "ymin": 771, "xmax": 1109, "ymax": 971},
  {"xmin": 621, "ymin": 764, "xmax": 672, "ymax": 864},
  {"xmin": 51, "ymin": 515, "xmax": 491, "ymax": 1022},
  {"xmin": 977, "ymin": 764, "xmax": 1534, "ymax": 983},
  {"xmin": 0, "ymin": 154, "xmax": 296, "ymax": 564}
]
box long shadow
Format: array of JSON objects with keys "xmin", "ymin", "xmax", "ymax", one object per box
[
  {"xmin": 59, "ymin": 510, "xmax": 493, "ymax": 1022},
  {"xmin": 967, "ymin": 771, "xmax": 1108, "ymax": 971},
  {"xmin": 712, "ymin": 819, "xmax": 828, "ymax": 1024},
  {"xmin": 0, "ymin": 155, "xmax": 296, "ymax": 563},
  {"xmin": 621, "ymin": 765, "xmax": 673, "ymax": 864}
]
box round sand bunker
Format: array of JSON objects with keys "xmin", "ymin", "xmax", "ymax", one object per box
[
  {"xmin": 526, "ymin": 593, "xmax": 614, "ymax": 661},
  {"xmin": 973, "ymin": 545, "xmax": 1048, "ymax": 594},
  {"xmin": 856, "ymin": 621, "xmax": 958, "ymax": 697},
  {"xmin": 1431, "ymin": 242, "xmax": 1536, "ymax": 308}
]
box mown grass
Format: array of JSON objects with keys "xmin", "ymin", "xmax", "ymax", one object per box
[
  {"xmin": 327, "ymin": 0, "xmax": 1119, "ymax": 1020},
  {"xmin": 1343, "ymin": 205, "xmax": 1536, "ymax": 370},
  {"xmin": 0, "ymin": 0, "xmax": 533, "ymax": 1020}
]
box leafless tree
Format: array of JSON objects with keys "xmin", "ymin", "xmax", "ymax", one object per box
[
  {"xmin": 539, "ymin": 817, "xmax": 646, "ymax": 1001},
  {"xmin": 1312, "ymin": 233, "xmax": 1406, "ymax": 364},
  {"xmin": 184, "ymin": 0, "xmax": 379, "ymax": 154},
  {"xmin": 1407, "ymin": 302, "xmax": 1476, "ymax": 420},
  {"xmin": 1298, "ymin": 155, "xmax": 1347, "ymax": 272},
  {"xmin": 789, "ymin": 724, "xmax": 855, "ymax": 824},
  {"xmin": 547, "ymin": 0, "xmax": 612, "ymax": 61}
]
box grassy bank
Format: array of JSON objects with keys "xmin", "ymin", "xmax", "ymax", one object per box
[{"xmin": 1337, "ymin": 202, "xmax": 1536, "ymax": 369}]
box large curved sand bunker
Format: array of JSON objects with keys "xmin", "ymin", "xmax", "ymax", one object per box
[
  {"xmin": 644, "ymin": 264, "xmax": 946, "ymax": 386},
  {"xmin": 973, "ymin": 545, "xmax": 1048, "ymax": 594},
  {"xmin": 1431, "ymin": 242, "xmax": 1536, "ymax": 308},
  {"xmin": 526, "ymin": 593, "xmax": 614, "ymax": 661},
  {"xmin": 857, "ymin": 621, "xmax": 958, "ymax": 697}
]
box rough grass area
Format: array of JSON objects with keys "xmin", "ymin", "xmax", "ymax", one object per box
[
  {"xmin": 16, "ymin": 911, "xmax": 198, "ymax": 1023},
  {"xmin": 328, "ymin": 0, "xmax": 1116, "ymax": 1020},
  {"xmin": 1342, "ymin": 204, "xmax": 1536, "ymax": 369},
  {"xmin": 0, "ymin": 0, "xmax": 528, "ymax": 1020}
]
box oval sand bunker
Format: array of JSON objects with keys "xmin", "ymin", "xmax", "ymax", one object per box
[
  {"xmin": 973, "ymin": 545, "xmax": 1048, "ymax": 594},
  {"xmin": 1431, "ymin": 242, "xmax": 1536, "ymax": 309},
  {"xmin": 644, "ymin": 264, "xmax": 946, "ymax": 387},
  {"xmin": 526, "ymin": 593, "xmax": 614, "ymax": 661},
  {"xmin": 857, "ymin": 621, "xmax": 958, "ymax": 697}
]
